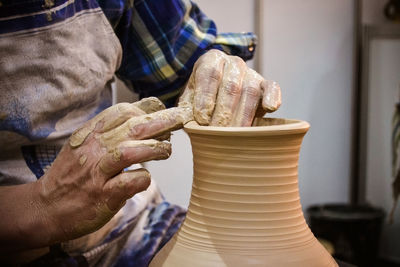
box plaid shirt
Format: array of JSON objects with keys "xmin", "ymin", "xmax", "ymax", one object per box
[
  {"xmin": 0, "ymin": 0, "xmax": 256, "ymax": 107},
  {"xmin": 99, "ymin": 0, "xmax": 257, "ymax": 106}
]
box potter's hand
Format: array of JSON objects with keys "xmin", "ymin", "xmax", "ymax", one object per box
[
  {"xmin": 178, "ymin": 49, "xmax": 281, "ymax": 126},
  {"xmin": 41, "ymin": 98, "xmax": 192, "ymax": 243},
  {"xmin": 0, "ymin": 98, "xmax": 192, "ymax": 251}
]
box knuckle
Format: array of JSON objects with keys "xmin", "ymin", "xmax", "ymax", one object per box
[
  {"xmin": 144, "ymin": 96, "xmax": 162, "ymax": 104},
  {"xmin": 198, "ymin": 65, "xmax": 222, "ymax": 82},
  {"xmin": 115, "ymin": 103, "xmax": 133, "ymax": 114},
  {"xmin": 244, "ymin": 86, "xmax": 261, "ymax": 98},
  {"xmin": 135, "ymin": 97, "xmax": 165, "ymax": 113},
  {"xmin": 229, "ymin": 55, "xmax": 246, "ymax": 67},
  {"xmin": 209, "ymin": 68, "xmax": 223, "ymax": 82},
  {"xmin": 128, "ymin": 123, "xmax": 142, "ymax": 140},
  {"xmin": 246, "ymin": 68, "xmax": 262, "ymax": 80},
  {"xmin": 198, "ymin": 49, "xmax": 225, "ymax": 66},
  {"xmin": 208, "ymin": 49, "xmax": 224, "ymax": 57},
  {"xmin": 114, "ymin": 147, "xmax": 127, "ymax": 163},
  {"xmin": 224, "ymin": 81, "xmax": 241, "ymax": 96},
  {"xmin": 137, "ymin": 167, "xmax": 151, "ymax": 177}
]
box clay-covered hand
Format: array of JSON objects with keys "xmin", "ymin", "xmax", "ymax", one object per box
[
  {"xmin": 178, "ymin": 49, "xmax": 281, "ymax": 126},
  {"xmin": 32, "ymin": 97, "xmax": 192, "ymax": 245}
]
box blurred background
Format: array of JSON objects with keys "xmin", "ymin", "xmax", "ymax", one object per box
[{"xmin": 114, "ymin": 1, "xmax": 400, "ymax": 266}]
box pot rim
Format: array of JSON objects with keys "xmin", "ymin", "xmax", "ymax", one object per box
[{"xmin": 184, "ymin": 118, "xmax": 310, "ymax": 136}]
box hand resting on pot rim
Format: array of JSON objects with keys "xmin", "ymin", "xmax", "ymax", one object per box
[{"xmin": 179, "ymin": 49, "xmax": 282, "ymax": 127}]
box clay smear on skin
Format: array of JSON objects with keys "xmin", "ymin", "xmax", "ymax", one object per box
[
  {"xmin": 194, "ymin": 51, "xmax": 225, "ymax": 125},
  {"xmin": 262, "ymin": 80, "xmax": 282, "ymax": 112},
  {"xmin": 230, "ymin": 69, "xmax": 263, "ymax": 126},
  {"xmin": 210, "ymin": 56, "xmax": 246, "ymax": 126},
  {"xmin": 79, "ymin": 155, "xmax": 87, "ymax": 166},
  {"xmin": 99, "ymin": 107, "xmax": 192, "ymax": 150},
  {"xmin": 180, "ymin": 50, "xmax": 278, "ymax": 127},
  {"xmin": 134, "ymin": 97, "xmax": 166, "ymax": 114},
  {"xmin": 69, "ymin": 98, "xmax": 169, "ymax": 149},
  {"xmin": 178, "ymin": 50, "xmax": 226, "ymax": 125},
  {"xmin": 99, "ymin": 140, "xmax": 171, "ymax": 174}
]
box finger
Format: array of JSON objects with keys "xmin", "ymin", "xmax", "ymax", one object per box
[
  {"xmin": 178, "ymin": 74, "xmax": 195, "ymax": 109},
  {"xmin": 231, "ymin": 69, "xmax": 263, "ymax": 126},
  {"xmin": 261, "ymin": 80, "xmax": 282, "ymax": 112},
  {"xmin": 133, "ymin": 97, "xmax": 166, "ymax": 114},
  {"xmin": 210, "ymin": 56, "xmax": 247, "ymax": 126},
  {"xmin": 69, "ymin": 103, "xmax": 146, "ymax": 148},
  {"xmin": 100, "ymin": 107, "xmax": 193, "ymax": 149},
  {"xmin": 192, "ymin": 50, "xmax": 226, "ymax": 125},
  {"xmin": 103, "ymin": 168, "xmax": 151, "ymax": 211},
  {"xmin": 99, "ymin": 140, "xmax": 171, "ymax": 176},
  {"xmin": 178, "ymin": 48, "xmax": 216, "ymax": 109}
]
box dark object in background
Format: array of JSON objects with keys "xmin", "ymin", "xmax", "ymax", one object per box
[
  {"xmin": 307, "ymin": 204, "xmax": 385, "ymax": 267},
  {"xmin": 336, "ymin": 259, "xmax": 357, "ymax": 267},
  {"xmin": 390, "ymin": 101, "xmax": 400, "ymax": 223},
  {"xmin": 384, "ymin": 0, "xmax": 400, "ymax": 22}
]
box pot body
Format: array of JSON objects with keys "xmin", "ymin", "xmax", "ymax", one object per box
[{"xmin": 150, "ymin": 118, "xmax": 337, "ymax": 267}]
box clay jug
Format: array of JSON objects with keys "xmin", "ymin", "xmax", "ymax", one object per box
[{"xmin": 150, "ymin": 118, "xmax": 337, "ymax": 267}]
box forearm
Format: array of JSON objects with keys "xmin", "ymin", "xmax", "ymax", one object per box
[{"xmin": 0, "ymin": 181, "xmax": 54, "ymax": 252}]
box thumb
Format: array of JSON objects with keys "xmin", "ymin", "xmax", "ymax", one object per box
[{"xmin": 103, "ymin": 168, "xmax": 151, "ymax": 211}]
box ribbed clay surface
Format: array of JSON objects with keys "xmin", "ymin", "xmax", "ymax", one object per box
[{"xmin": 150, "ymin": 118, "xmax": 337, "ymax": 267}]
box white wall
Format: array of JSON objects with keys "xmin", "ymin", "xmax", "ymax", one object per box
[
  {"xmin": 147, "ymin": 0, "xmax": 355, "ymax": 211},
  {"xmin": 261, "ymin": 0, "xmax": 354, "ymax": 207}
]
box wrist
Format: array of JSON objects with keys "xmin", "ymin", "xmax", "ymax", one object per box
[
  {"xmin": 28, "ymin": 178, "xmax": 62, "ymax": 246},
  {"xmin": 0, "ymin": 180, "xmax": 56, "ymax": 252}
]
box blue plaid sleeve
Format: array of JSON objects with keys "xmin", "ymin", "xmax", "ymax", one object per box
[{"xmin": 98, "ymin": 0, "xmax": 257, "ymax": 107}]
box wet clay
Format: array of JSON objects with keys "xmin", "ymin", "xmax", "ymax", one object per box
[
  {"xmin": 99, "ymin": 107, "xmax": 192, "ymax": 150},
  {"xmin": 134, "ymin": 97, "xmax": 166, "ymax": 114},
  {"xmin": 79, "ymin": 154, "xmax": 87, "ymax": 166},
  {"xmin": 98, "ymin": 140, "xmax": 171, "ymax": 175},
  {"xmin": 69, "ymin": 97, "xmax": 167, "ymax": 149},
  {"xmin": 150, "ymin": 118, "xmax": 337, "ymax": 267}
]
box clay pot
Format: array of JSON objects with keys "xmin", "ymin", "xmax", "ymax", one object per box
[{"xmin": 150, "ymin": 118, "xmax": 337, "ymax": 266}]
